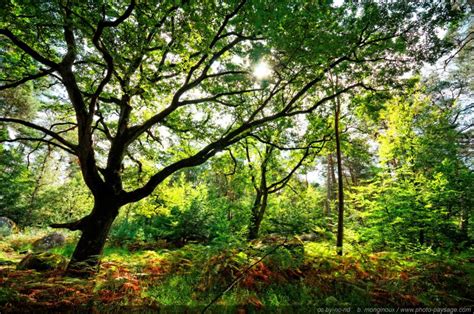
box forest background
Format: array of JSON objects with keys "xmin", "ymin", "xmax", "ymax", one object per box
[{"xmin": 0, "ymin": 0, "xmax": 472, "ymax": 310}]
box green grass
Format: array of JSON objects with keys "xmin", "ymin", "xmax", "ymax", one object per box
[
  {"xmin": 260, "ymin": 283, "xmax": 317, "ymax": 306},
  {"xmin": 145, "ymin": 274, "xmax": 201, "ymax": 306},
  {"xmin": 50, "ymin": 243, "xmax": 76, "ymax": 257}
]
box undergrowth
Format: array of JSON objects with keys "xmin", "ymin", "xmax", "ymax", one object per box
[{"xmin": 0, "ymin": 236, "xmax": 473, "ymax": 312}]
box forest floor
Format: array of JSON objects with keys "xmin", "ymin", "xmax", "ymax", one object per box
[{"xmin": 0, "ymin": 230, "xmax": 473, "ymax": 312}]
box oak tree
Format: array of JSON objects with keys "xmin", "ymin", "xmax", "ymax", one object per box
[{"xmin": 0, "ymin": 0, "xmax": 461, "ymax": 274}]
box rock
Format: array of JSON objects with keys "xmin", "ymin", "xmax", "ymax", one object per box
[
  {"xmin": 260, "ymin": 234, "xmax": 286, "ymax": 245},
  {"xmin": 17, "ymin": 252, "xmax": 67, "ymax": 271},
  {"xmin": 298, "ymin": 233, "xmax": 319, "ymax": 242},
  {"xmin": 32, "ymin": 232, "xmax": 65, "ymax": 251},
  {"xmin": 0, "ymin": 217, "xmax": 17, "ymax": 237}
]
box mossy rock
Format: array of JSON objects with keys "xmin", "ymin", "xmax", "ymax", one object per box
[
  {"xmin": 298, "ymin": 232, "xmax": 319, "ymax": 242},
  {"xmin": 0, "ymin": 217, "xmax": 17, "ymax": 237},
  {"xmin": 32, "ymin": 232, "xmax": 65, "ymax": 252},
  {"xmin": 17, "ymin": 252, "xmax": 67, "ymax": 271}
]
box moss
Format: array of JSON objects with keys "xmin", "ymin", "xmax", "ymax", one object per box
[{"xmin": 17, "ymin": 252, "xmax": 67, "ymax": 271}]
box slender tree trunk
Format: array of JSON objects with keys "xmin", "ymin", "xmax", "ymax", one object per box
[
  {"xmin": 348, "ymin": 164, "xmax": 357, "ymax": 186},
  {"xmin": 247, "ymin": 146, "xmax": 270, "ymax": 241},
  {"xmin": 335, "ymin": 97, "xmax": 344, "ymax": 256},
  {"xmin": 329, "ymin": 154, "xmax": 337, "ymax": 199},
  {"xmin": 29, "ymin": 148, "xmax": 49, "ymax": 203},
  {"xmin": 325, "ymin": 153, "xmax": 335, "ymax": 216},
  {"xmin": 66, "ymin": 195, "xmax": 120, "ymax": 276},
  {"xmin": 248, "ymin": 190, "xmax": 268, "ymax": 240}
]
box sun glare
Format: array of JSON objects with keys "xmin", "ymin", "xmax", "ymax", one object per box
[{"xmin": 253, "ymin": 61, "xmax": 271, "ymax": 80}]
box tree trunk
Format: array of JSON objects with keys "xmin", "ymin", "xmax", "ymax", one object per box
[
  {"xmin": 65, "ymin": 196, "xmax": 120, "ymax": 276},
  {"xmin": 348, "ymin": 164, "xmax": 358, "ymax": 186},
  {"xmin": 335, "ymin": 96, "xmax": 344, "ymax": 256},
  {"xmin": 248, "ymin": 214, "xmax": 262, "ymax": 240},
  {"xmin": 248, "ymin": 191, "xmax": 268, "ymax": 240},
  {"xmin": 325, "ymin": 153, "xmax": 335, "ymax": 216}
]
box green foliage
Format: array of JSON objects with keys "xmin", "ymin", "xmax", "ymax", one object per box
[
  {"xmin": 0, "ymin": 287, "xmax": 22, "ymax": 305},
  {"xmin": 351, "ymin": 91, "xmax": 473, "ymax": 251},
  {"xmin": 33, "ymin": 173, "xmax": 92, "ymax": 227},
  {"xmin": 50, "ymin": 244, "xmax": 76, "ymax": 258},
  {"xmin": 0, "ymin": 1, "xmax": 473, "ymax": 309},
  {"xmin": 111, "ymin": 174, "xmax": 241, "ymax": 245},
  {"xmin": 0, "ymin": 86, "xmax": 39, "ymax": 225},
  {"xmin": 146, "ymin": 274, "xmax": 198, "ymax": 307},
  {"xmin": 0, "ymin": 143, "xmax": 34, "ymax": 224},
  {"xmin": 263, "ymin": 183, "xmax": 325, "ymax": 235}
]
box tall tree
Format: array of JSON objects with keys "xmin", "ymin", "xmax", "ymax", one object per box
[
  {"xmin": 324, "ymin": 153, "xmax": 337, "ymax": 216},
  {"xmin": 242, "ymin": 130, "xmax": 326, "ymax": 240},
  {"xmin": 333, "ymin": 80, "xmax": 345, "ymax": 256},
  {"xmin": 0, "ymin": 0, "xmax": 462, "ymax": 274}
]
